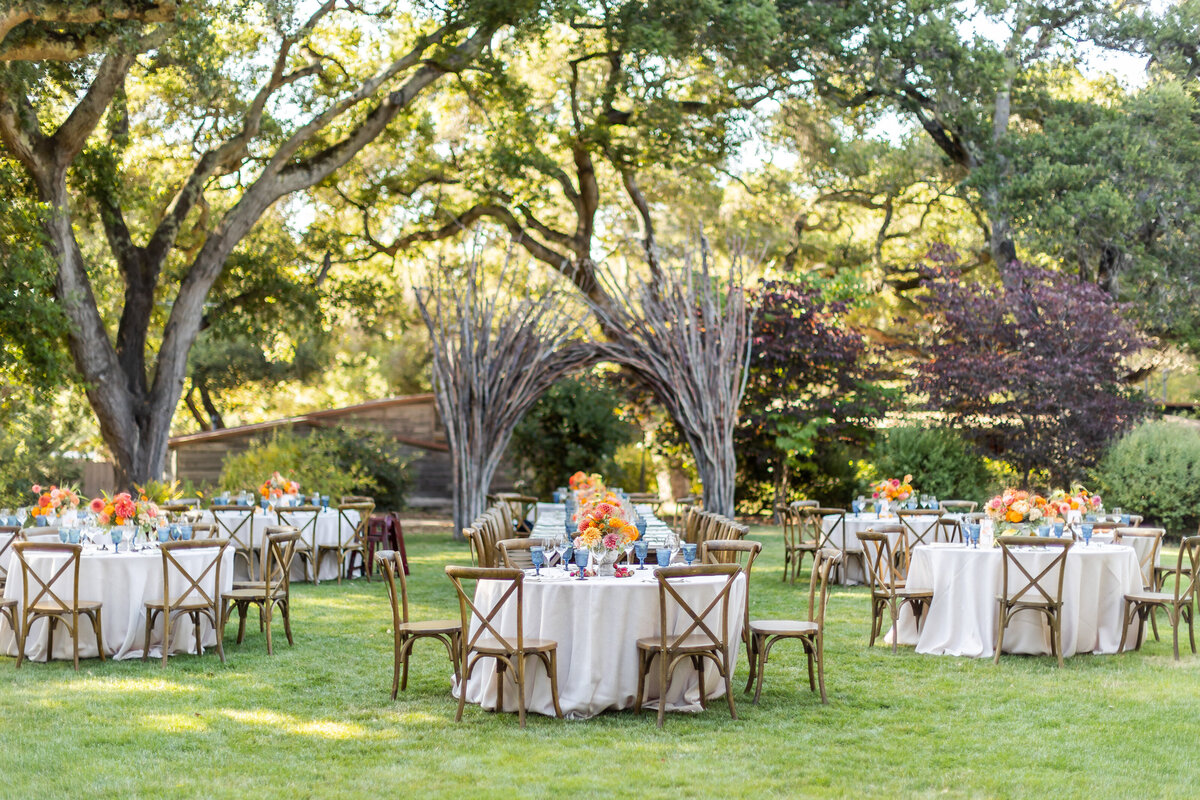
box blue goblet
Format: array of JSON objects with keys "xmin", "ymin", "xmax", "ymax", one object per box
[
  {"xmin": 1121, "ymin": 514, "xmax": 1131, "ymax": 526},
  {"xmin": 563, "ymin": 543, "xmax": 574, "ymax": 573},
  {"xmin": 179, "ymin": 525, "xmax": 193, "ymax": 541},
  {"xmin": 110, "ymin": 527, "xmax": 123, "ymax": 553},
  {"xmin": 58, "ymin": 528, "xmax": 69, "ymax": 543},
  {"xmin": 169, "ymin": 524, "xmax": 181, "ymax": 541},
  {"xmin": 682, "ymin": 543, "xmax": 697, "ymax": 566},
  {"xmin": 68, "ymin": 528, "xmax": 81, "ymax": 545},
  {"xmin": 158, "ymin": 526, "xmax": 171, "ymax": 543},
  {"xmin": 530, "ymin": 546, "xmax": 545, "ymax": 577},
  {"xmin": 1081, "ymin": 523, "xmax": 1093, "ymax": 547},
  {"xmin": 656, "ymin": 548, "xmax": 671, "ymax": 567},
  {"xmin": 321, "ymin": 495, "xmax": 330, "ymax": 511},
  {"xmin": 634, "ymin": 540, "xmax": 648, "ymax": 570},
  {"xmin": 635, "ymin": 518, "xmax": 647, "ymax": 539},
  {"xmin": 966, "ymin": 523, "xmax": 981, "ymax": 549},
  {"xmin": 1054, "ymin": 522, "xmax": 1064, "ymax": 538},
  {"xmin": 1037, "ymin": 524, "xmax": 1050, "ymax": 537},
  {"xmin": 574, "ymin": 549, "xmax": 589, "ymax": 580}
]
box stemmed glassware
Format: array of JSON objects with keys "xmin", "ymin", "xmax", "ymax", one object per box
[
  {"xmin": 530, "ymin": 546, "xmax": 545, "ymax": 578},
  {"xmin": 928, "ymin": 495, "xmax": 939, "ymax": 510},
  {"xmin": 573, "ymin": 549, "xmax": 589, "ymax": 580},
  {"xmin": 634, "ymin": 540, "xmax": 648, "ymax": 569},
  {"xmin": 666, "ymin": 532, "xmax": 682, "ymax": 565},
  {"xmin": 682, "ymin": 543, "xmax": 697, "ymax": 566},
  {"xmin": 966, "ymin": 523, "xmax": 980, "ymax": 549},
  {"xmin": 110, "ymin": 527, "xmax": 124, "ymax": 553},
  {"xmin": 16, "ymin": 507, "xmax": 28, "ymax": 527},
  {"xmin": 851, "ymin": 497, "xmax": 864, "ymax": 516},
  {"xmin": 1080, "ymin": 523, "xmax": 1093, "ymax": 547}
]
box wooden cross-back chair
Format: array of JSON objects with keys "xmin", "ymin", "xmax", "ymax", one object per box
[
  {"xmin": 746, "ymin": 548, "xmax": 842, "ymax": 705},
  {"xmin": 672, "ymin": 496, "xmax": 699, "ymax": 528},
  {"xmin": 810, "ymin": 508, "xmax": 854, "ymax": 585},
  {"xmin": 1120, "ymin": 535, "xmax": 1200, "ymax": 661},
  {"xmin": 144, "ymin": 539, "xmax": 229, "ymax": 667},
  {"xmin": 210, "ymin": 505, "xmax": 260, "ymax": 579},
  {"xmin": 0, "ymin": 525, "xmax": 20, "ymax": 588},
  {"xmin": 939, "ymin": 500, "xmax": 978, "ymax": 514},
  {"xmin": 934, "ymin": 517, "xmax": 963, "ymax": 544},
  {"xmin": 1113, "ymin": 527, "xmax": 1164, "ymax": 590},
  {"xmin": 856, "ymin": 528, "xmax": 931, "ymax": 654},
  {"xmin": 318, "ymin": 500, "xmax": 375, "ymax": 584},
  {"xmin": 896, "ymin": 509, "xmax": 944, "ymax": 569},
  {"xmin": 444, "ymin": 565, "xmax": 562, "ymax": 728},
  {"xmin": 995, "ymin": 536, "xmax": 1072, "ymax": 668},
  {"xmin": 277, "ymin": 505, "xmax": 322, "ymax": 583},
  {"xmin": 700, "ymin": 539, "xmax": 761, "ymax": 656},
  {"xmin": 635, "ymin": 563, "xmax": 741, "ymax": 728},
  {"xmin": 377, "ymin": 550, "xmax": 461, "ymax": 699},
  {"xmin": 497, "ymin": 538, "xmax": 545, "ymax": 569},
  {"xmin": 221, "ymin": 527, "xmax": 300, "ymax": 656},
  {"xmin": 778, "ymin": 506, "xmax": 814, "ymax": 585},
  {"xmin": 488, "ymin": 494, "xmax": 539, "ymax": 534},
  {"xmin": 12, "ymin": 542, "xmax": 105, "ymax": 670}
]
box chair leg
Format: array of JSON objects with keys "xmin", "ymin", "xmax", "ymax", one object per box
[
  {"xmin": 753, "ymin": 638, "xmax": 770, "ymax": 705},
  {"xmin": 994, "ymin": 601, "xmax": 1006, "ymax": 665},
  {"xmin": 193, "ymin": 611, "xmax": 202, "ymax": 658},
  {"xmin": 71, "ymin": 612, "xmax": 79, "ymax": 671},
  {"xmin": 695, "ymin": 655, "xmax": 706, "ymax": 710},
  {"xmin": 634, "ymin": 651, "xmax": 647, "ymax": 714},
  {"xmin": 263, "ymin": 602, "xmax": 274, "ymax": 656},
  {"xmin": 1172, "ymin": 608, "xmax": 1181, "ymax": 661},
  {"xmin": 743, "ymin": 634, "xmax": 758, "ymax": 694},
  {"xmin": 281, "ymin": 599, "xmax": 294, "ymax": 646},
  {"xmin": 47, "ymin": 615, "xmax": 57, "ymax": 664},
  {"xmin": 143, "ymin": 610, "xmax": 154, "ymax": 663},
  {"xmin": 496, "ymin": 660, "xmax": 506, "ymax": 716},
  {"xmin": 16, "ymin": 613, "xmax": 27, "ymax": 668},
  {"xmin": 161, "ymin": 611, "xmax": 172, "ymax": 668},
  {"xmin": 392, "ymin": 634, "xmax": 403, "ymax": 700},
  {"xmin": 657, "ymin": 652, "xmax": 670, "ymax": 728},
  {"xmin": 806, "ymin": 640, "xmax": 816, "ymax": 692},
  {"xmin": 1150, "ymin": 605, "xmax": 1160, "ymax": 641},
  {"xmin": 1118, "ymin": 600, "xmax": 1133, "ymax": 654},
  {"xmin": 92, "ymin": 608, "xmax": 105, "ymax": 662},
  {"xmin": 399, "ymin": 635, "xmax": 412, "ymax": 692},
  {"xmin": 214, "ymin": 608, "xmax": 225, "ymax": 664},
  {"xmin": 889, "ymin": 599, "xmax": 899, "ymax": 655},
  {"xmin": 722, "ymin": 651, "xmax": 736, "ymax": 720},
  {"xmin": 546, "ymin": 650, "xmax": 564, "ymax": 719},
  {"xmin": 816, "ymin": 635, "xmax": 828, "ymax": 704},
  {"xmin": 516, "ymin": 654, "xmax": 527, "ymax": 729}
]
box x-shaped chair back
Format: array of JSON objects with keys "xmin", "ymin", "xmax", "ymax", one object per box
[
  {"xmin": 807, "ymin": 549, "xmax": 844, "ymax": 627},
  {"xmin": 811, "ymin": 508, "xmax": 847, "ymax": 556},
  {"xmin": 463, "ymin": 526, "xmax": 486, "ymax": 567},
  {"xmin": 13, "ymin": 541, "xmax": 81, "ymax": 615},
  {"xmin": 857, "ymin": 530, "xmax": 902, "ymax": 595},
  {"xmin": 897, "ymin": 509, "xmax": 944, "ymax": 568},
  {"xmin": 1166, "ymin": 536, "xmax": 1200, "ymax": 606},
  {"xmin": 652, "ymin": 564, "xmax": 740, "ymax": 653},
  {"xmin": 336, "ymin": 502, "xmax": 375, "ymax": 547},
  {"xmin": 777, "ymin": 505, "xmax": 801, "ymax": 552},
  {"xmin": 377, "ymin": 550, "xmax": 412, "ymax": 625},
  {"xmin": 159, "ymin": 539, "xmax": 229, "ymax": 612},
  {"xmin": 1113, "ymin": 527, "xmax": 1163, "ymax": 589},
  {"xmin": 939, "ymin": 500, "xmax": 978, "ymax": 514},
  {"xmin": 0, "ymin": 525, "xmax": 19, "ymax": 584},
  {"xmin": 259, "ymin": 528, "xmax": 301, "ymax": 597},
  {"xmin": 934, "ymin": 517, "xmax": 962, "ymax": 544},
  {"xmin": 278, "ymin": 505, "xmax": 321, "ymax": 550},
  {"xmin": 211, "ymin": 505, "xmax": 256, "ymax": 557},
  {"xmin": 497, "ymin": 538, "xmax": 542, "ymax": 569},
  {"xmin": 700, "ymin": 540, "xmax": 761, "ymax": 639},
  {"xmin": 445, "ymin": 565, "xmax": 525, "ymax": 656},
  {"xmin": 794, "ymin": 509, "xmax": 823, "ymax": 550},
  {"xmin": 997, "ymin": 536, "xmax": 1071, "ymax": 607}
]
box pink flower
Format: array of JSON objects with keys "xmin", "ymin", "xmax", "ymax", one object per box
[
  {"xmin": 89, "ymin": 498, "xmax": 105, "ymax": 513},
  {"xmin": 573, "ymin": 536, "xmax": 583, "ymax": 549},
  {"xmin": 31, "ymin": 484, "xmax": 41, "ymax": 494},
  {"xmin": 602, "ymin": 533, "xmax": 619, "ymax": 549}
]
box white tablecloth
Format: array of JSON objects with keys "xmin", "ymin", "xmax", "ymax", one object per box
[
  {"xmin": 456, "ymin": 569, "xmax": 746, "ymax": 719},
  {"xmin": 821, "ymin": 514, "xmax": 942, "ymax": 585},
  {"xmin": 889, "ymin": 543, "xmax": 1141, "ymax": 658},
  {"xmin": 1, "ymin": 545, "xmax": 234, "ymax": 661},
  {"xmin": 197, "ymin": 508, "xmax": 361, "ymax": 581}
]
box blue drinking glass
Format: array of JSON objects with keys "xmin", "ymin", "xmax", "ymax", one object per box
[
  {"xmin": 552, "ymin": 490, "xmax": 563, "ymax": 505},
  {"xmin": 110, "ymin": 527, "xmax": 123, "ymax": 552},
  {"xmin": 1054, "ymin": 522, "xmax": 1064, "ymax": 538},
  {"xmin": 530, "ymin": 546, "xmax": 545, "ymax": 577},
  {"xmin": 574, "ymin": 549, "xmax": 589, "ymax": 580},
  {"xmin": 58, "ymin": 528, "xmax": 69, "ymax": 543},
  {"xmin": 966, "ymin": 523, "xmax": 980, "ymax": 548},
  {"xmin": 1081, "ymin": 523, "xmax": 1093, "ymax": 546},
  {"xmin": 1038, "ymin": 524, "xmax": 1050, "ymax": 537},
  {"xmin": 563, "ymin": 544, "xmax": 574, "ymax": 573},
  {"xmin": 179, "ymin": 525, "xmax": 193, "ymax": 541},
  {"xmin": 565, "ymin": 518, "xmax": 574, "ymax": 536},
  {"xmin": 158, "ymin": 526, "xmax": 170, "ymax": 543},
  {"xmin": 682, "ymin": 543, "xmax": 697, "ymax": 566},
  {"xmin": 635, "ymin": 518, "xmax": 647, "ymax": 539},
  {"xmin": 1121, "ymin": 514, "xmax": 1131, "ymax": 525},
  {"xmin": 260, "ymin": 496, "xmax": 268, "ymax": 511},
  {"xmin": 634, "ymin": 540, "xmax": 648, "ymax": 569},
  {"xmin": 68, "ymin": 528, "xmax": 81, "ymax": 544},
  {"xmin": 321, "ymin": 496, "xmax": 330, "ymax": 511},
  {"xmin": 656, "ymin": 548, "xmax": 671, "ymax": 567}
]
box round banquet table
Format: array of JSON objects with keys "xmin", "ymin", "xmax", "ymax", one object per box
[
  {"xmin": 822, "ymin": 513, "xmax": 943, "ymax": 585},
  {"xmin": 455, "ymin": 568, "xmax": 746, "ymax": 720},
  {"xmin": 888, "ymin": 542, "xmax": 1142, "ymax": 658},
  {"xmin": 197, "ymin": 508, "xmax": 360, "ymax": 582},
  {"xmin": 1, "ymin": 544, "xmax": 234, "ymax": 661}
]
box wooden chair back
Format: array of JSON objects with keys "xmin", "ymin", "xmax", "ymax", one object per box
[
  {"xmin": 777, "ymin": 504, "xmax": 800, "ymax": 550},
  {"xmin": 857, "ymin": 529, "xmax": 902, "ymax": 594},
  {"xmin": 445, "ymin": 565, "xmax": 526, "ymax": 655},
  {"xmin": 1113, "ymin": 527, "xmax": 1164, "ymax": 589},
  {"xmin": 0, "ymin": 525, "xmax": 19, "ymax": 583},
  {"xmin": 497, "ymin": 538, "xmax": 545, "ymax": 569},
  {"xmin": 190, "ymin": 523, "xmax": 219, "ymax": 540},
  {"xmin": 259, "ymin": 528, "xmax": 301, "ymax": 597},
  {"xmin": 807, "ymin": 549, "xmax": 844, "ymax": 628},
  {"xmin": 996, "ymin": 536, "xmax": 1072, "ymax": 607},
  {"xmin": 463, "ymin": 526, "xmax": 487, "ymax": 567},
  {"xmin": 700, "ymin": 540, "xmax": 760, "ymax": 637},
  {"xmin": 210, "ymin": 505, "xmax": 257, "ymax": 556},
  {"xmin": 939, "ymin": 500, "xmax": 978, "ymax": 513},
  {"xmin": 1163, "ymin": 535, "xmax": 1200, "ymax": 606},
  {"xmin": 897, "ymin": 509, "xmax": 944, "ymax": 567},
  {"xmin": 277, "ymin": 505, "xmax": 321, "ymax": 546},
  {"xmin": 13, "ymin": 541, "xmax": 83, "ymax": 615},
  {"xmin": 337, "ymin": 501, "xmax": 375, "ymax": 547},
  {"xmin": 651, "ymin": 564, "xmax": 741, "ymax": 654},
  {"xmin": 934, "ymin": 517, "xmax": 962, "ymax": 544},
  {"xmin": 158, "ymin": 539, "xmax": 229, "ymax": 612},
  {"xmin": 812, "ymin": 508, "xmax": 846, "ymax": 554},
  {"xmin": 376, "ymin": 550, "xmax": 412, "ymax": 626},
  {"xmin": 791, "ymin": 500, "xmax": 819, "ymax": 509}
]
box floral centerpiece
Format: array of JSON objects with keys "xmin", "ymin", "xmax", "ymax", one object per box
[
  {"xmin": 872, "ymin": 475, "xmax": 914, "ymax": 514},
  {"xmin": 90, "ymin": 491, "xmax": 161, "ymax": 539},
  {"xmin": 29, "ymin": 484, "xmax": 81, "ymax": 526},
  {"xmin": 259, "ymin": 471, "xmax": 300, "ymax": 500},
  {"xmin": 568, "ymin": 471, "xmax": 602, "ymax": 495},
  {"xmin": 1046, "ymin": 486, "xmax": 1103, "ymax": 521},
  {"xmin": 985, "ymin": 489, "xmax": 1050, "ymax": 534},
  {"xmin": 574, "ymin": 501, "xmax": 640, "ymax": 577}
]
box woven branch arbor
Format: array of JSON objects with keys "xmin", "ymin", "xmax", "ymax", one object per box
[
  {"xmin": 415, "ymin": 259, "xmax": 598, "ymax": 534},
  {"xmin": 589, "ymin": 248, "xmax": 757, "ymax": 517}
]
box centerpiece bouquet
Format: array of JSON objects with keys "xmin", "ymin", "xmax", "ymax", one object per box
[
  {"xmin": 259, "ymin": 471, "xmax": 300, "ymax": 500},
  {"xmin": 985, "ymin": 489, "xmax": 1049, "ymax": 534},
  {"xmin": 90, "ymin": 491, "xmax": 162, "ymax": 539},
  {"xmin": 872, "ymin": 475, "xmax": 914, "ymax": 514},
  {"xmin": 1046, "ymin": 485, "xmax": 1102, "ymax": 521},
  {"xmin": 29, "ymin": 484, "xmax": 81, "ymax": 526},
  {"xmin": 574, "ymin": 501, "xmax": 640, "ymax": 577}
]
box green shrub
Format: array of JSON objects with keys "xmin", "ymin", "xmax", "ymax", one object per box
[
  {"xmin": 872, "ymin": 426, "xmax": 993, "ymax": 502},
  {"xmin": 1092, "ymin": 420, "xmax": 1200, "ymax": 536},
  {"xmin": 219, "ymin": 426, "xmax": 412, "ymax": 510}
]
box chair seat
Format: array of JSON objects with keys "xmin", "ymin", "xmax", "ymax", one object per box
[
  {"xmin": 0, "ymin": 597, "xmax": 14, "ymax": 608},
  {"xmin": 996, "ymin": 596, "xmax": 1060, "ymax": 607},
  {"xmin": 787, "ymin": 542, "xmax": 819, "ymax": 552},
  {"xmin": 472, "ymin": 636, "xmax": 556, "ymax": 655},
  {"xmin": 636, "ymin": 634, "xmax": 723, "ymax": 653},
  {"xmin": 897, "ymin": 588, "xmax": 933, "ymax": 600},
  {"xmin": 223, "ymin": 588, "xmax": 284, "ymax": 602},
  {"xmin": 146, "ymin": 600, "xmax": 215, "ymax": 613},
  {"xmin": 749, "ymin": 619, "xmax": 818, "ymax": 636},
  {"xmin": 398, "ymin": 619, "xmax": 461, "ymax": 635},
  {"xmin": 30, "ymin": 600, "xmax": 102, "ymax": 613},
  {"xmin": 1125, "ymin": 590, "xmax": 1180, "ymax": 604}
]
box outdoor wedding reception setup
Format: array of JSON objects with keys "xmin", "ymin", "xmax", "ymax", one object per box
[{"xmin": 4, "ymin": 0, "xmax": 1200, "ymax": 797}]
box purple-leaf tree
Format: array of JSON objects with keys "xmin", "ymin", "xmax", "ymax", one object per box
[{"xmin": 911, "ymin": 246, "xmax": 1150, "ymax": 485}]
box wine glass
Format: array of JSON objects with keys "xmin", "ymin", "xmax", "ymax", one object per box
[
  {"xmin": 919, "ymin": 494, "xmax": 929, "ymax": 509},
  {"xmin": 634, "ymin": 540, "xmax": 648, "ymax": 569},
  {"xmin": 667, "ymin": 532, "xmax": 682, "ymax": 565},
  {"xmin": 563, "ymin": 541, "xmax": 574, "ymax": 573},
  {"xmin": 1081, "ymin": 523, "xmax": 1093, "ymax": 547},
  {"xmin": 16, "ymin": 507, "xmax": 28, "ymax": 527},
  {"xmin": 851, "ymin": 497, "xmax": 863, "ymax": 516},
  {"xmin": 573, "ymin": 549, "xmax": 589, "ymax": 580},
  {"xmin": 929, "ymin": 495, "xmax": 939, "ymax": 510},
  {"xmin": 530, "ymin": 546, "xmax": 545, "ymax": 577},
  {"xmin": 682, "ymin": 543, "xmax": 697, "ymax": 566},
  {"xmin": 110, "ymin": 527, "xmax": 124, "ymax": 553}
]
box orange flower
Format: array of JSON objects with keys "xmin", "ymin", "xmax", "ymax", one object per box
[{"xmin": 1006, "ymin": 510, "xmax": 1023, "ymax": 523}]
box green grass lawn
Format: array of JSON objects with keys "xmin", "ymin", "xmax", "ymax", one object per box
[{"xmin": 2, "ymin": 523, "xmax": 1198, "ymax": 799}]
